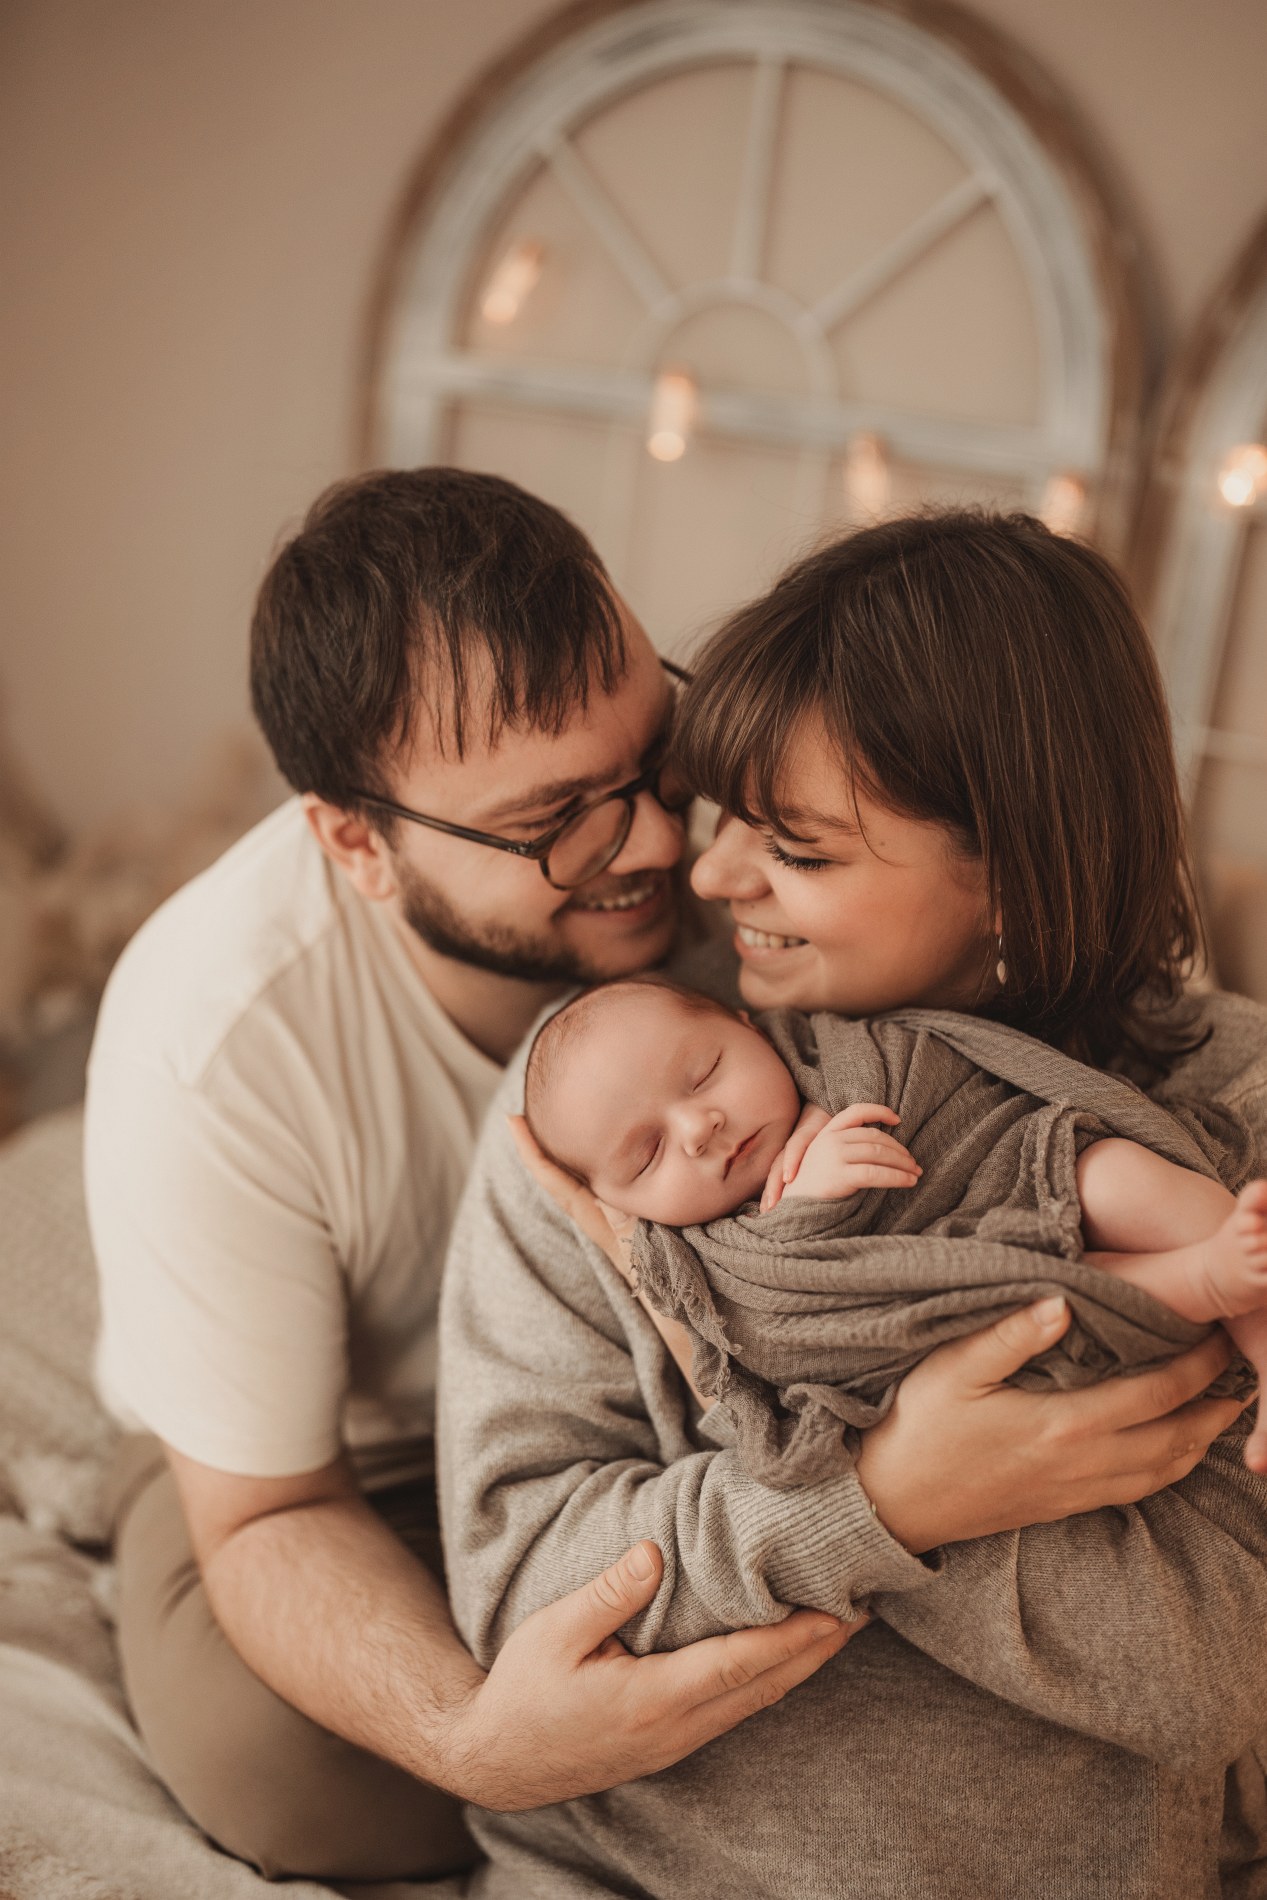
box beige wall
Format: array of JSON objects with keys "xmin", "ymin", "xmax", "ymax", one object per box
[{"xmin": 2, "ymin": 0, "xmax": 1265, "ymax": 833}]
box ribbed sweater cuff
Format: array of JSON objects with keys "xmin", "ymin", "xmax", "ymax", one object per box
[{"xmin": 729, "ymin": 1467, "xmax": 939, "ymax": 1618}]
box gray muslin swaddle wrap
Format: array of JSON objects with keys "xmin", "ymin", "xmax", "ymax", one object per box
[{"xmin": 630, "ymin": 1008, "xmax": 1255, "ymax": 1487}]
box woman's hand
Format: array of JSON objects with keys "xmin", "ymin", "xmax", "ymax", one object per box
[
  {"xmin": 508, "ymin": 1115, "xmax": 712, "ymax": 1409},
  {"xmin": 444, "ymin": 1539, "xmax": 868, "ymax": 1811},
  {"xmin": 507, "ymin": 1114, "xmax": 636, "ymax": 1281},
  {"xmin": 854, "ymin": 1296, "xmax": 1246, "ymax": 1553}
]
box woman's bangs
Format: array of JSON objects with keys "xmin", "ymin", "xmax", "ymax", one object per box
[{"xmin": 673, "ymin": 656, "xmax": 808, "ymax": 832}]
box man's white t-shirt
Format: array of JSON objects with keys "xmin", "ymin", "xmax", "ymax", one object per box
[{"xmin": 85, "ymin": 798, "xmax": 501, "ymax": 1481}]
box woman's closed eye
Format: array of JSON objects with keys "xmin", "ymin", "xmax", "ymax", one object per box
[{"xmin": 765, "ymin": 836, "xmax": 830, "ymax": 873}]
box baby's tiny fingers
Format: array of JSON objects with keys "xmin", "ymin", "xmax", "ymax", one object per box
[
  {"xmin": 844, "ymin": 1166, "xmax": 922, "ymax": 1192},
  {"xmin": 841, "ymin": 1133, "xmax": 921, "ymax": 1169},
  {"xmin": 835, "ymin": 1103, "xmax": 901, "ymax": 1132}
]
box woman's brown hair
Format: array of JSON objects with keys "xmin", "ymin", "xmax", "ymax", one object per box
[{"xmin": 673, "ymin": 510, "xmax": 1204, "ymax": 1078}]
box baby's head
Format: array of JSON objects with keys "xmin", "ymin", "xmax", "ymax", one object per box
[{"xmin": 524, "ymin": 976, "xmax": 802, "ymax": 1226}]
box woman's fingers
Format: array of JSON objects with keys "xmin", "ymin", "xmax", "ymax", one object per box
[
  {"xmin": 1113, "ymin": 1391, "xmax": 1248, "ymax": 1475},
  {"xmin": 507, "ymin": 1115, "xmax": 633, "ymax": 1272},
  {"xmin": 507, "ymin": 1113, "xmax": 576, "ymax": 1201},
  {"xmin": 1064, "ymin": 1329, "xmax": 1236, "ymax": 1432},
  {"xmin": 932, "ymin": 1296, "xmax": 1073, "ymax": 1389}
]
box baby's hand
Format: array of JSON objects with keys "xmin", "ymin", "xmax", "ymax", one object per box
[
  {"xmin": 781, "ymin": 1104, "xmax": 922, "ymax": 1204},
  {"xmin": 761, "ymin": 1103, "xmax": 832, "ymax": 1212}
]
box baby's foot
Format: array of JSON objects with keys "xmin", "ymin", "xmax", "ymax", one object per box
[{"xmin": 1195, "ymin": 1180, "xmax": 1267, "ymax": 1319}]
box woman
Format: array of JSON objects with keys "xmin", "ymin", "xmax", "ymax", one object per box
[{"xmin": 439, "ymin": 511, "xmax": 1267, "ymax": 1897}]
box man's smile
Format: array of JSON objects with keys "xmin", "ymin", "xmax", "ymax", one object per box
[{"xmin": 568, "ymin": 872, "xmax": 668, "ymax": 916}]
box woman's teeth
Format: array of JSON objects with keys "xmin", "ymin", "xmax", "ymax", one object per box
[
  {"xmin": 737, "ymin": 925, "xmax": 808, "ymax": 949},
  {"xmin": 572, "ymin": 878, "xmax": 659, "ymax": 913}
]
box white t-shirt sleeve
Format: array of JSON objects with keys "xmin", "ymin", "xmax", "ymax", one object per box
[{"xmin": 86, "ymin": 1051, "xmax": 348, "ymax": 1477}]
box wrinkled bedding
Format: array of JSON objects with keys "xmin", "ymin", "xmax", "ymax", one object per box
[{"xmin": 0, "ymin": 1109, "xmax": 465, "ymax": 1900}]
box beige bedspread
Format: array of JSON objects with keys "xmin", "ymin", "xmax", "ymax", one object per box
[{"xmin": 0, "ymin": 1109, "xmax": 465, "ymax": 1900}]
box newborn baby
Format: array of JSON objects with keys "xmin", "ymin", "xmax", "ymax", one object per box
[{"xmin": 523, "ymin": 975, "xmax": 1267, "ymax": 1471}]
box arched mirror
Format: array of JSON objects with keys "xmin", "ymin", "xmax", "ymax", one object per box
[
  {"xmin": 1138, "ymin": 218, "xmax": 1267, "ymax": 1001},
  {"xmin": 366, "ymin": 0, "xmax": 1144, "ymax": 654}
]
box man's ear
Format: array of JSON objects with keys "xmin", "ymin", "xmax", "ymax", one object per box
[{"xmin": 303, "ymin": 795, "xmax": 399, "ymax": 902}]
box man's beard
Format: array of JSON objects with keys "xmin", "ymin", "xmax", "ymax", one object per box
[{"xmin": 395, "ymin": 859, "xmax": 680, "ymax": 985}]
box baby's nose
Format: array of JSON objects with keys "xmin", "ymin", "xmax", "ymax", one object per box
[{"xmin": 681, "ymin": 1103, "xmax": 723, "ymax": 1155}]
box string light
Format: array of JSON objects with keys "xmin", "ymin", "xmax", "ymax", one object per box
[
  {"xmin": 1217, "ymin": 444, "xmax": 1267, "ymax": 509},
  {"xmin": 480, "ymin": 240, "xmax": 544, "ymax": 325},
  {"xmin": 647, "ymin": 370, "xmax": 698, "ymax": 462},
  {"xmin": 1040, "ymin": 472, "xmax": 1087, "ymax": 536},
  {"xmin": 843, "ymin": 432, "xmax": 891, "ymax": 518}
]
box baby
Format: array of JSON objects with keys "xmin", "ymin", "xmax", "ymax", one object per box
[{"xmin": 523, "ymin": 974, "xmax": 1267, "ymax": 1464}]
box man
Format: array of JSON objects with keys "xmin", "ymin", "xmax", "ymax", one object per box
[{"xmin": 84, "ymin": 468, "xmax": 857, "ymax": 1882}]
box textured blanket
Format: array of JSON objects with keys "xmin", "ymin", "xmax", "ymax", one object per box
[{"xmin": 631, "ymin": 1008, "xmax": 1256, "ymax": 1487}]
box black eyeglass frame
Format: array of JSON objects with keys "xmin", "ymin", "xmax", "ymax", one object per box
[{"xmin": 343, "ymin": 657, "xmax": 693, "ymax": 891}]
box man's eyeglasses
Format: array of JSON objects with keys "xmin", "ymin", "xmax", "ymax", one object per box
[{"xmin": 344, "ymin": 658, "xmax": 694, "ymax": 892}]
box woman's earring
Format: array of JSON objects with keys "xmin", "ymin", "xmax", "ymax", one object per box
[{"xmin": 995, "ymin": 932, "xmax": 1008, "ymax": 987}]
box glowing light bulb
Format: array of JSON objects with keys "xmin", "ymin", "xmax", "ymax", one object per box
[
  {"xmin": 843, "ymin": 432, "xmax": 891, "ymax": 518},
  {"xmin": 1040, "ymin": 472, "xmax": 1087, "ymax": 536},
  {"xmin": 1217, "ymin": 444, "xmax": 1267, "ymax": 509},
  {"xmin": 480, "ymin": 240, "xmax": 544, "ymax": 325},
  {"xmin": 647, "ymin": 370, "xmax": 698, "ymax": 462}
]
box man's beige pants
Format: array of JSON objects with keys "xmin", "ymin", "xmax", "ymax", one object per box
[{"xmin": 109, "ymin": 1435, "xmax": 478, "ymax": 1882}]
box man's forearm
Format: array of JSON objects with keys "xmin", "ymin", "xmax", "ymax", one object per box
[{"xmin": 202, "ymin": 1491, "xmax": 481, "ymax": 1790}]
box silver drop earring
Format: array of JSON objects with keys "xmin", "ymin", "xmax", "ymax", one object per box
[{"xmin": 996, "ymin": 931, "xmax": 1008, "ymax": 987}]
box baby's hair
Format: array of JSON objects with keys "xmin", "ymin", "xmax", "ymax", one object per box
[{"xmin": 523, "ymin": 975, "xmax": 736, "ymax": 1183}]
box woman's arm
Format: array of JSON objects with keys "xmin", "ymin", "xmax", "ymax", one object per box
[
  {"xmin": 440, "ymin": 1116, "xmax": 1255, "ymax": 1782},
  {"xmin": 438, "ymin": 1114, "xmax": 936, "ymax": 1668}
]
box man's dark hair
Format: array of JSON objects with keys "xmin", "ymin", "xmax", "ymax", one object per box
[{"xmin": 250, "ymin": 467, "xmax": 627, "ymax": 813}]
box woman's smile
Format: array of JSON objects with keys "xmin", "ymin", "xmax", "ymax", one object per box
[
  {"xmin": 691, "ymin": 719, "xmax": 992, "ymax": 1017},
  {"xmin": 734, "ymin": 922, "xmax": 809, "ymax": 955}
]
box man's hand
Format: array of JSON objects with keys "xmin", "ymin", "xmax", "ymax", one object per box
[
  {"xmin": 443, "ymin": 1539, "xmax": 867, "ymax": 1811},
  {"xmin": 769, "ymin": 1103, "xmax": 921, "ymax": 1209},
  {"xmin": 171, "ymin": 1449, "xmax": 864, "ymax": 1813},
  {"xmin": 855, "ymin": 1296, "xmax": 1247, "ymax": 1552}
]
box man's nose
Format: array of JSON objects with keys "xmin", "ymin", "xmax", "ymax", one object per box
[
  {"xmin": 605, "ymin": 788, "xmax": 686, "ymax": 878},
  {"xmin": 691, "ymin": 813, "xmax": 770, "ymax": 903}
]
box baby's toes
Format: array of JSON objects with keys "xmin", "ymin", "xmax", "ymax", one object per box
[
  {"xmin": 1237, "ymin": 1182, "xmax": 1267, "ymax": 1258},
  {"xmin": 1240, "ymin": 1179, "xmax": 1267, "ymax": 1219}
]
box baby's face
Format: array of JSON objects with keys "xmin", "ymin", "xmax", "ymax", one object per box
[{"xmin": 544, "ymin": 990, "xmax": 802, "ymax": 1225}]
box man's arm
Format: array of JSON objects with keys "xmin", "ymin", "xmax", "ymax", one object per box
[
  {"xmin": 167, "ymin": 1446, "xmax": 862, "ymax": 1811},
  {"xmin": 441, "ymin": 1110, "xmax": 1261, "ymax": 1772}
]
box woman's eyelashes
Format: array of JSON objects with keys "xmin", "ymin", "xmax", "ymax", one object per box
[{"xmin": 764, "ymin": 836, "xmax": 830, "ymax": 873}]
